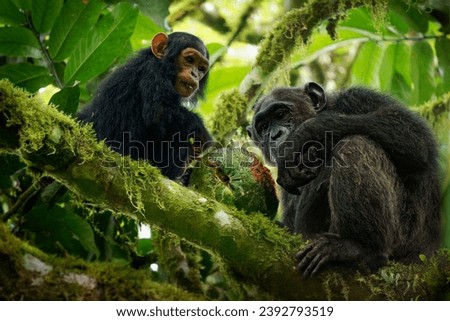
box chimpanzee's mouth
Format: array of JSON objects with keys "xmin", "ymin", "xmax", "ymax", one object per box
[{"xmin": 180, "ymin": 79, "xmax": 195, "ymax": 90}]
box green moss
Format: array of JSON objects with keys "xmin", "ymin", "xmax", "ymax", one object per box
[
  {"xmin": 92, "ymin": 262, "xmax": 203, "ymax": 300},
  {"xmin": 168, "ymin": 0, "xmax": 207, "ymax": 25},
  {"xmin": 414, "ymin": 92, "xmax": 450, "ymax": 127},
  {"xmin": 322, "ymin": 272, "xmax": 351, "ymax": 300},
  {"xmin": 0, "ymin": 223, "xmax": 23, "ymax": 299},
  {"xmin": 190, "ymin": 148, "xmax": 279, "ymax": 219},
  {"xmin": 256, "ymin": 0, "xmax": 388, "ymax": 73},
  {"xmin": 0, "ymin": 79, "xmax": 101, "ymax": 169},
  {"xmin": 209, "ymin": 89, "xmax": 248, "ymax": 144},
  {"xmin": 153, "ymin": 228, "xmax": 205, "ymax": 292},
  {"xmin": 116, "ymin": 155, "xmax": 162, "ymax": 214},
  {"xmin": 0, "ymin": 79, "xmax": 165, "ymax": 218},
  {"xmin": 353, "ymin": 250, "xmax": 450, "ymax": 300},
  {"xmin": 0, "ymin": 221, "xmax": 202, "ymax": 300}
]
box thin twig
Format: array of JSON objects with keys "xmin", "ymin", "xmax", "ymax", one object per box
[
  {"xmin": 2, "ymin": 180, "xmax": 40, "ymax": 222},
  {"xmin": 211, "ymin": 0, "xmax": 263, "ymax": 68},
  {"xmin": 25, "ymin": 13, "xmax": 64, "ymax": 88}
]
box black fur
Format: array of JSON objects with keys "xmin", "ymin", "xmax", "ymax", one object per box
[
  {"xmin": 248, "ymin": 83, "xmax": 441, "ymax": 277},
  {"xmin": 78, "ymin": 32, "xmax": 212, "ymax": 179}
]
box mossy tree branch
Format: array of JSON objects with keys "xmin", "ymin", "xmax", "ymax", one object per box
[
  {"xmin": 1, "ymin": 80, "xmax": 449, "ymax": 300},
  {"xmin": 0, "ymin": 222, "xmax": 202, "ymax": 300},
  {"xmin": 254, "ymin": 0, "xmax": 387, "ymax": 74}
]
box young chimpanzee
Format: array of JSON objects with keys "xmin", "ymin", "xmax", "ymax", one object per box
[
  {"xmin": 247, "ymin": 82, "xmax": 441, "ymax": 277},
  {"xmin": 78, "ymin": 32, "xmax": 212, "ymax": 179}
]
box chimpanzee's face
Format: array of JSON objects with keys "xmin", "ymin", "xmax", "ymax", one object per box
[
  {"xmin": 175, "ymin": 48, "xmax": 209, "ymax": 98},
  {"xmin": 247, "ymin": 88, "xmax": 316, "ymax": 165}
]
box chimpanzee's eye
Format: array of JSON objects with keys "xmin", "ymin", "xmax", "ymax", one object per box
[
  {"xmin": 276, "ymin": 110, "xmax": 286, "ymax": 119},
  {"xmin": 185, "ymin": 56, "xmax": 194, "ymax": 63}
]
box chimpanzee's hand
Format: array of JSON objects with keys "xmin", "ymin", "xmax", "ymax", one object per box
[{"xmin": 295, "ymin": 233, "xmax": 388, "ymax": 277}]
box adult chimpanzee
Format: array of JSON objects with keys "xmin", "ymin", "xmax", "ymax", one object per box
[
  {"xmin": 247, "ymin": 82, "xmax": 441, "ymax": 277},
  {"xmin": 78, "ymin": 32, "xmax": 212, "ymax": 179}
]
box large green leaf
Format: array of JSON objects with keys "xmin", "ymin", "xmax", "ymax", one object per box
[
  {"xmin": 49, "ymin": 85, "xmax": 80, "ymax": 116},
  {"xmin": 390, "ymin": 73, "xmax": 412, "ymax": 105},
  {"xmin": 11, "ymin": 0, "xmax": 31, "ymax": 10},
  {"xmin": 391, "ymin": 42, "xmax": 412, "ymax": 85},
  {"xmin": 379, "ymin": 42, "xmax": 412, "ymax": 102},
  {"xmin": 410, "ymin": 41, "xmax": 435, "ymax": 105},
  {"xmin": 129, "ymin": 13, "xmax": 163, "ymax": 50},
  {"xmin": 0, "ymin": 26, "xmax": 41, "ymax": 58},
  {"xmin": 339, "ymin": 7, "xmax": 377, "ymax": 34},
  {"xmin": 351, "ymin": 41, "xmax": 383, "ymax": 87},
  {"xmin": 23, "ymin": 204, "xmax": 100, "ymax": 257},
  {"xmin": 0, "ymin": 63, "xmax": 52, "ymax": 92},
  {"xmin": 338, "ymin": 7, "xmax": 411, "ymax": 37},
  {"xmin": 0, "ymin": 0, "xmax": 26, "ymax": 25},
  {"xmin": 435, "ymin": 37, "xmax": 450, "ymax": 94},
  {"xmin": 292, "ymin": 27, "xmax": 378, "ymax": 69},
  {"xmin": 63, "ymin": 2, "xmax": 138, "ymax": 86},
  {"xmin": 31, "ymin": 0, "xmax": 63, "ymax": 34},
  {"xmin": 387, "ymin": 9, "xmax": 409, "ymax": 34},
  {"xmin": 388, "ymin": 0, "xmax": 429, "ymax": 33},
  {"xmin": 132, "ymin": 0, "xmax": 170, "ymax": 29},
  {"xmin": 48, "ymin": 0, "xmax": 104, "ymax": 61},
  {"xmin": 198, "ymin": 66, "xmax": 251, "ymax": 115},
  {"xmin": 291, "ymin": 8, "xmax": 389, "ymax": 67},
  {"xmin": 379, "ymin": 43, "xmax": 395, "ymax": 92},
  {"xmin": 207, "ymin": 43, "xmax": 227, "ymax": 66},
  {"xmin": 205, "ymin": 66, "xmax": 252, "ymax": 96}
]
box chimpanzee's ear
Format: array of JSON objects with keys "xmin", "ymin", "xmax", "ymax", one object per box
[
  {"xmin": 151, "ymin": 33, "xmax": 169, "ymax": 59},
  {"xmin": 304, "ymin": 82, "xmax": 326, "ymax": 111}
]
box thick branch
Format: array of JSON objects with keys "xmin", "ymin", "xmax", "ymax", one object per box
[
  {"xmin": 1, "ymin": 80, "xmax": 449, "ymax": 300},
  {"xmin": 0, "ymin": 222, "xmax": 201, "ymax": 300}
]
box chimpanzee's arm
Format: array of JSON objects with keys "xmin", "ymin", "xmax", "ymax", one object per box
[{"xmin": 290, "ymin": 106, "xmax": 436, "ymax": 173}]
